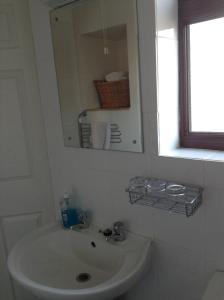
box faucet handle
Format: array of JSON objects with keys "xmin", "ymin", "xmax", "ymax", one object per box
[
  {"xmin": 113, "ymin": 221, "xmax": 125, "ymax": 234},
  {"xmin": 99, "ymin": 228, "xmax": 113, "ymax": 237}
]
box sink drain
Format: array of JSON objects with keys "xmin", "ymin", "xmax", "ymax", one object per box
[{"xmin": 76, "ymin": 273, "xmax": 91, "ymax": 283}]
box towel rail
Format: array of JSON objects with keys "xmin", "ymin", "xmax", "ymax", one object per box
[{"xmin": 77, "ymin": 110, "xmax": 122, "ymax": 148}]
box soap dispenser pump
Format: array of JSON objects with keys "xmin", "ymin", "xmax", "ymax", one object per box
[{"xmin": 60, "ymin": 193, "xmax": 70, "ymax": 228}]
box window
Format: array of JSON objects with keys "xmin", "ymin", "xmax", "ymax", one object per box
[{"xmin": 179, "ymin": 0, "xmax": 224, "ymax": 150}]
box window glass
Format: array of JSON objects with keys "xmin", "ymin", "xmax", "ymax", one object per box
[{"xmin": 190, "ymin": 17, "xmax": 224, "ymax": 132}]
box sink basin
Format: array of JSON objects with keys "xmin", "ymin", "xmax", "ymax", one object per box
[{"xmin": 8, "ymin": 223, "xmax": 152, "ymax": 300}]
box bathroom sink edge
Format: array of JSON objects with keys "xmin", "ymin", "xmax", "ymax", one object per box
[{"xmin": 7, "ymin": 223, "xmax": 152, "ymax": 300}]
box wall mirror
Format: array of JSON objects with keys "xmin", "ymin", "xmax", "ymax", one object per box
[{"xmin": 50, "ymin": 0, "xmax": 143, "ymax": 152}]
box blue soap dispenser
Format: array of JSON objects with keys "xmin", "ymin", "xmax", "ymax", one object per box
[{"xmin": 67, "ymin": 196, "xmax": 80, "ymax": 227}]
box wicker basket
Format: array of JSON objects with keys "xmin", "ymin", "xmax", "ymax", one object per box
[{"xmin": 94, "ymin": 79, "xmax": 130, "ymax": 109}]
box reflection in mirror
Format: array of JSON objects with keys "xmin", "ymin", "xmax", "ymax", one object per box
[{"xmin": 50, "ymin": 0, "xmax": 143, "ymax": 152}]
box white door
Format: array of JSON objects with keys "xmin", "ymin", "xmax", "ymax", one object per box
[{"xmin": 0, "ymin": 0, "xmax": 55, "ymax": 299}]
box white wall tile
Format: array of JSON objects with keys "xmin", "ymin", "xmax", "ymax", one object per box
[
  {"xmin": 150, "ymin": 156, "xmax": 205, "ymax": 186},
  {"xmin": 203, "ymin": 187, "xmax": 224, "ymax": 268},
  {"xmin": 153, "ymin": 204, "xmax": 205, "ymax": 251},
  {"xmin": 143, "ymin": 112, "xmax": 159, "ymax": 158},
  {"xmin": 204, "ymin": 161, "xmax": 224, "ymax": 189}
]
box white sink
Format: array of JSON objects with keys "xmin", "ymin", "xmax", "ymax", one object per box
[{"xmin": 8, "ymin": 223, "xmax": 152, "ymax": 300}]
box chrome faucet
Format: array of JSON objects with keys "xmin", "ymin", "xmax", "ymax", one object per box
[
  {"xmin": 78, "ymin": 211, "xmax": 91, "ymax": 229},
  {"xmin": 99, "ymin": 221, "xmax": 126, "ymax": 242},
  {"xmin": 69, "ymin": 211, "xmax": 91, "ymax": 230}
]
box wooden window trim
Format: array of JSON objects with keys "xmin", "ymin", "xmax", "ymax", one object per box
[{"xmin": 179, "ymin": 0, "xmax": 224, "ymax": 151}]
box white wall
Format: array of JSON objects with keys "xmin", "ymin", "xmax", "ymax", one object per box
[{"xmin": 30, "ymin": 0, "xmax": 224, "ymax": 300}]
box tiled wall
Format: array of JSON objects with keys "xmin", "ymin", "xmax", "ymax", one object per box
[{"xmin": 30, "ymin": 0, "xmax": 224, "ymax": 299}]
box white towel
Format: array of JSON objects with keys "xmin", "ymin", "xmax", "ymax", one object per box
[
  {"xmin": 105, "ymin": 71, "xmax": 127, "ymax": 82},
  {"xmin": 91, "ymin": 122, "xmax": 111, "ymax": 150}
]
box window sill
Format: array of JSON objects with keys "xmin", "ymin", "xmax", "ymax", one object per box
[{"xmin": 159, "ymin": 148, "xmax": 224, "ymax": 162}]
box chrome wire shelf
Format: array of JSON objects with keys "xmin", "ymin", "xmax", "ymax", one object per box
[{"xmin": 126, "ymin": 177, "xmax": 203, "ymax": 217}]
